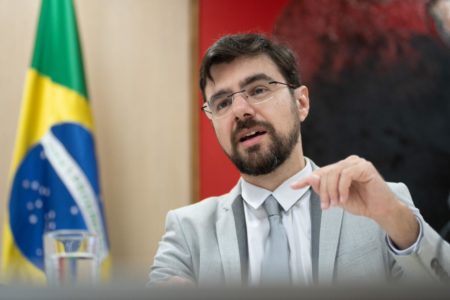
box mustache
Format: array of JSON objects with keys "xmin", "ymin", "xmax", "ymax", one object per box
[{"xmin": 232, "ymin": 119, "xmax": 274, "ymax": 143}]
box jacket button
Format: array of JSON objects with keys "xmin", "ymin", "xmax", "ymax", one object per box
[
  {"xmin": 431, "ymin": 258, "xmax": 439, "ymax": 269},
  {"xmin": 430, "ymin": 258, "xmax": 449, "ymax": 281}
]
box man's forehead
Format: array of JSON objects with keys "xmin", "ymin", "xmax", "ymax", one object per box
[{"xmin": 205, "ymin": 54, "xmax": 281, "ymax": 93}]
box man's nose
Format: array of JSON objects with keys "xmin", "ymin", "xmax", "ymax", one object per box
[{"xmin": 231, "ymin": 93, "xmax": 256, "ymax": 120}]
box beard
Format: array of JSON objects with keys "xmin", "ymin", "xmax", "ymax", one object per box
[{"xmin": 226, "ymin": 114, "xmax": 300, "ymax": 176}]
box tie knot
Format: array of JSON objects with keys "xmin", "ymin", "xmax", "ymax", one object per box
[{"xmin": 263, "ymin": 195, "xmax": 281, "ymax": 217}]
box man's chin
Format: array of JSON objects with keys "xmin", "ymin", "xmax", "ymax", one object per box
[
  {"xmin": 235, "ymin": 145, "xmax": 267, "ymax": 162},
  {"xmin": 246, "ymin": 144, "xmax": 262, "ymax": 153},
  {"xmin": 231, "ymin": 152, "xmax": 277, "ymax": 176},
  {"xmin": 236, "ymin": 143, "xmax": 262, "ymax": 155},
  {"xmin": 235, "ymin": 159, "xmax": 277, "ymax": 176}
]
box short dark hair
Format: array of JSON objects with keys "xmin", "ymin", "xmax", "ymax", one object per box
[{"xmin": 199, "ymin": 33, "xmax": 302, "ymax": 102}]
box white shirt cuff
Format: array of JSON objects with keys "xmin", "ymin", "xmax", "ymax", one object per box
[{"xmin": 386, "ymin": 216, "xmax": 423, "ymax": 256}]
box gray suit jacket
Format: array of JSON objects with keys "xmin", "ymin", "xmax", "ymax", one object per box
[{"xmin": 149, "ymin": 169, "xmax": 450, "ymax": 286}]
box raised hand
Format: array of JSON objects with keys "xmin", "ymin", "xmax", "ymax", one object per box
[{"xmin": 292, "ymin": 155, "xmax": 419, "ymax": 249}]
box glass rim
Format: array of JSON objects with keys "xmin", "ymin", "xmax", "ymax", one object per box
[
  {"xmin": 201, "ymin": 80, "xmax": 295, "ymax": 120},
  {"xmin": 44, "ymin": 229, "xmax": 97, "ymax": 239}
]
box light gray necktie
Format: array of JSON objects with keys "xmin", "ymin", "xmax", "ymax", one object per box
[{"xmin": 260, "ymin": 195, "xmax": 291, "ymax": 285}]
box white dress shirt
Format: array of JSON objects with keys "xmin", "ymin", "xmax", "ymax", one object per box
[{"xmin": 241, "ymin": 158, "xmax": 313, "ymax": 285}]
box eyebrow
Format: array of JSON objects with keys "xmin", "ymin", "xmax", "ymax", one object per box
[
  {"xmin": 208, "ymin": 73, "xmax": 276, "ymax": 104},
  {"xmin": 239, "ymin": 73, "xmax": 275, "ymax": 88}
]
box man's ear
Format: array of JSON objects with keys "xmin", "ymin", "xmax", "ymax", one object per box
[{"xmin": 294, "ymin": 85, "xmax": 310, "ymax": 122}]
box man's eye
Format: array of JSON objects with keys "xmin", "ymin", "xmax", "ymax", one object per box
[
  {"xmin": 214, "ymin": 98, "xmax": 232, "ymax": 112},
  {"xmin": 250, "ymin": 85, "xmax": 270, "ymax": 97}
]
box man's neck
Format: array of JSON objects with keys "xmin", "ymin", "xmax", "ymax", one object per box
[{"xmin": 241, "ymin": 148, "xmax": 305, "ymax": 192}]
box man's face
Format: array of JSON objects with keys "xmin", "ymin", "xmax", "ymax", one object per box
[{"xmin": 204, "ymin": 54, "xmax": 309, "ymax": 176}]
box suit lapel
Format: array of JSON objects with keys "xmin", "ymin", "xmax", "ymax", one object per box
[
  {"xmin": 317, "ymin": 204, "xmax": 344, "ymax": 283},
  {"xmin": 310, "ymin": 190, "xmax": 322, "ymax": 283},
  {"xmin": 232, "ymin": 195, "xmax": 248, "ymax": 284},
  {"xmin": 309, "ymin": 159, "xmax": 344, "ymax": 284},
  {"xmin": 216, "ymin": 182, "xmax": 244, "ymax": 285}
]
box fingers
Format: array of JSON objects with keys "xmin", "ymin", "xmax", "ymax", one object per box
[
  {"xmin": 319, "ymin": 167, "xmax": 340, "ymax": 210},
  {"xmin": 319, "ymin": 172, "xmax": 329, "ymax": 209},
  {"xmin": 291, "ymin": 155, "xmax": 376, "ymax": 210},
  {"xmin": 338, "ymin": 160, "xmax": 369, "ymax": 204},
  {"xmin": 327, "ymin": 168, "xmax": 340, "ymax": 207},
  {"xmin": 291, "ymin": 174, "xmax": 320, "ymax": 190},
  {"xmin": 338, "ymin": 168, "xmax": 352, "ymax": 204},
  {"xmin": 291, "ymin": 169, "xmax": 331, "ymax": 209}
]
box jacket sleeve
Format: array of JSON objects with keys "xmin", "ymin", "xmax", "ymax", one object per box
[
  {"xmin": 148, "ymin": 210, "xmax": 196, "ymax": 286},
  {"xmin": 388, "ymin": 182, "xmax": 450, "ymax": 282}
]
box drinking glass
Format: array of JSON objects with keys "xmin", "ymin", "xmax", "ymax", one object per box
[{"xmin": 44, "ymin": 230, "xmax": 99, "ymax": 287}]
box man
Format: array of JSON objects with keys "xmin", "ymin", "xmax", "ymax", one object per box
[{"xmin": 149, "ymin": 33, "xmax": 450, "ymax": 286}]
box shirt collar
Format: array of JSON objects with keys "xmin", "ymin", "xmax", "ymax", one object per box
[{"xmin": 241, "ymin": 157, "xmax": 313, "ymax": 212}]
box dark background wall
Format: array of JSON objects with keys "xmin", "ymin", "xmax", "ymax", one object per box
[{"xmin": 274, "ymin": 0, "xmax": 450, "ymax": 239}]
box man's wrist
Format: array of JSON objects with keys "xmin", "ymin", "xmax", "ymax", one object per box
[
  {"xmin": 386, "ymin": 216, "xmax": 424, "ymax": 255},
  {"xmin": 376, "ymin": 201, "xmax": 420, "ymax": 250}
]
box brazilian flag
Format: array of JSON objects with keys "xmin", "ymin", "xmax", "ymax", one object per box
[{"xmin": 2, "ymin": 0, "xmax": 110, "ymax": 283}]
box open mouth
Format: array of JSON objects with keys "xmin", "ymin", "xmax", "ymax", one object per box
[{"xmin": 239, "ymin": 130, "xmax": 267, "ymax": 143}]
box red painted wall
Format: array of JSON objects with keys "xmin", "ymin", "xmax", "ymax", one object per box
[{"xmin": 198, "ymin": 0, "xmax": 290, "ymax": 199}]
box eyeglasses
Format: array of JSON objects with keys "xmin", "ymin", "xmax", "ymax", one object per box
[{"xmin": 202, "ymin": 81, "xmax": 296, "ymax": 120}]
